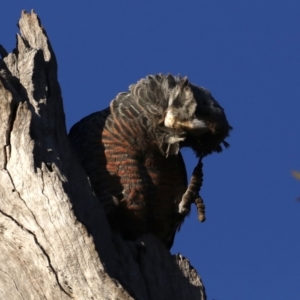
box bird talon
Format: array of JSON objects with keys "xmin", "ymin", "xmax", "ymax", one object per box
[{"xmin": 178, "ymin": 204, "xmax": 190, "ymax": 215}]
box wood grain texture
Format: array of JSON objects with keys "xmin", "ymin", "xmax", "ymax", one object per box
[{"xmin": 0, "ymin": 11, "xmax": 206, "ymax": 300}]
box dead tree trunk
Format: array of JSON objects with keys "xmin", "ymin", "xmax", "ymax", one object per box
[{"xmin": 0, "ymin": 11, "xmax": 206, "ymax": 300}]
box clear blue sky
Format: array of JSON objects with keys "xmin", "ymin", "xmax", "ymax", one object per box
[{"xmin": 1, "ymin": 1, "xmax": 300, "ymax": 299}]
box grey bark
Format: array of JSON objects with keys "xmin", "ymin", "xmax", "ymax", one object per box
[{"xmin": 0, "ymin": 11, "xmax": 206, "ymax": 300}]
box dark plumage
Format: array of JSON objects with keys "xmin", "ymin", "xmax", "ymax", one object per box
[{"xmin": 69, "ymin": 74, "xmax": 232, "ymax": 249}]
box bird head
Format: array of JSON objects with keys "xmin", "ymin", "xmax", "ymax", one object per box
[{"xmin": 162, "ymin": 76, "xmax": 232, "ymax": 157}]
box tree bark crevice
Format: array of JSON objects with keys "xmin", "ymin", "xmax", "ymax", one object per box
[
  {"xmin": 0, "ymin": 10, "xmax": 207, "ymax": 300},
  {"xmin": 0, "ymin": 209, "xmax": 72, "ymax": 298}
]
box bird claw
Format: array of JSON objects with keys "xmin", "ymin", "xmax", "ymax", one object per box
[
  {"xmin": 195, "ymin": 197, "xmax": 206, "ymax": 222},
  {"xmin": 178, "ymin": 200, "xmax": 191, "ymax": 215}
]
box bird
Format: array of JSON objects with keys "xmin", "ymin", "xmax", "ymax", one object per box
[{"xmin": 69, "ymin": 74, "xmax": 232, "ymax": 249}]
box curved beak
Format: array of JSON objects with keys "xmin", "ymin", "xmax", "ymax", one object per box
[{"xmin": 177, "ymin": 118, "xmax": 210, "ymax": 135}]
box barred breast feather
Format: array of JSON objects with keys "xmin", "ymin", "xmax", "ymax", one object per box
[{"xmin": 69, "ymin": 74, "xmax": 232, "ymax": 248}]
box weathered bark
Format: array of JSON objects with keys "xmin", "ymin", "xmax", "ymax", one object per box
[{"xmin": 0, "ymin": 11, "xmax": 206, "ymax": 300}]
